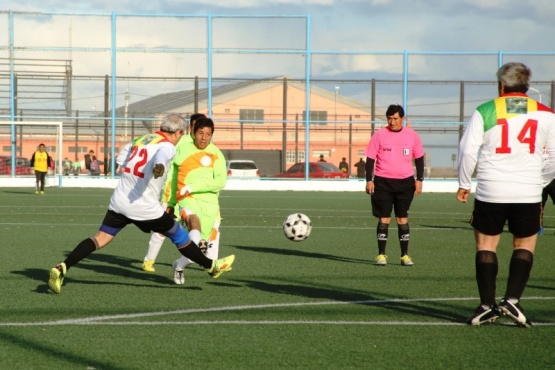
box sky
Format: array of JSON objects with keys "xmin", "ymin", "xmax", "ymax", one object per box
[
  {"xmin": 3, "ymin": 0, "xmax": 554, "ymax": 99},
  {"xmin": 3, "ymin": 1, "xmax": 555, "ymax": 111},
  {"xmin": 4, "ymin": 0, "xmax": 555, "ymax": 53},
  {"xmin": 2, "ymin": 0, "xmax": 555, "ymax": 167}
]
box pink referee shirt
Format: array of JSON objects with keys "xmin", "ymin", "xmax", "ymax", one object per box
[{"xmin": 364, "ymin": 127, "xmax": 424, "ymax": 179}]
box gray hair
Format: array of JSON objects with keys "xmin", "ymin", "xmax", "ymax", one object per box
[
  {"xmin": 496, "ymin": 62, "xmax": 531, "ymax": 93},
  {"xmin": 159, "ymin": 114, "xmax": 185, "ymax": 133}
]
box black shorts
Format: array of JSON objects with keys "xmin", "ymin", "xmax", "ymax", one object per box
[
  {"xmin": 542, "ymin": 178, "xmax": 555, "ymax": 207},
  {"xmin": 470, "ymin": 199, "xmax": 541, "ymax": 237},
  {"xmin": 100, "ymin": 209, "xmax": 176, "ymax": 236},
  {"xmin": 371, "ymin": 176, "xmax": 415, "ymax": 218}
]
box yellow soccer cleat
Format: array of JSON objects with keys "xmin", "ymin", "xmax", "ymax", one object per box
[
  {"xmin": 208, "ymin": 254, "xmax": 235, "ymax": 279},
  {"xmin": 48, "ymin": 262, "xmax": 67, "ymax": 294},
  {"xmin": 375, "ymin": 254, "xmax": 387, "ymax": 266},
  {"xmin": 400, "ymin": 255, "xmax": 414, "ymax": 266},
  {"xmin": 142, "ymin": 259, "xmax": 156, "ymax": 272}
]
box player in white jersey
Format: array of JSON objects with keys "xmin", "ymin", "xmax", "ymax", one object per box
[
  {"xmin": 141, "ymin": 113, "xmax": 206, "ymax": 273},
  {"xmin": 457, "ymin": 62, "xmax": 555, "ymax": 327},
  {"xmin": 48, "ymin": 114, "xmax": 235, "ymax": 294}
]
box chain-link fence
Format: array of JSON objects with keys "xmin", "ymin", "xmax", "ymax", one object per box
[{"xmin": 1, "ymin": 11, "xmax": 554, "ymax": 178}]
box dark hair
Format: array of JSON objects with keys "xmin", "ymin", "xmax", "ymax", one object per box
[
  {"xmin": 39, "ymin": 143, "xmax": 45, "ymax": 147},
  {"xmin": 190, "ymin": 113, "xmax": 207, "ymax": 125},
  {"xmin": 386, "ymin": 104, "xmax": 405, "ymax": 118},
  {"xmin": 193, "ymin": 117, "xmax": 215, "ymax": 134}
]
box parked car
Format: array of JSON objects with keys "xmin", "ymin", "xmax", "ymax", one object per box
[
  {"xmin": 0, "ymin": 156, "xmax": 33, "ymax": 175},
  {"xmin": 226, "ymin": 160, "xmax": 260, "ymax": 179},
  {"xmin": 270, "ymin": 162, "xmax": 349, "ymax": 179}
]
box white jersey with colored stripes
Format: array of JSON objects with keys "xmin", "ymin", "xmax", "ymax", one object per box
[
  {"xmin": 458, "ymin": 93, "xmax": 555, "ymax": 203},
  {"xmin": 109, "ymin": 132, "xmax": 176, "ymax": 220}
]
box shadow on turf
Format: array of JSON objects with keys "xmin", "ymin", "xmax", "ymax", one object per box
[
  {"xmin": 528, "ymin": 284, "xmax": 555, "ymax": 291},
  {"xmin": 420, "ymin": 223, "xmax": 474, "ymax": 230},
  {"xmin": 0, "ymin": 190, "xmax": 38, "ymax": 195},
  {"xmin": 231, "ymin": 244, "xmax": 369, "ymax": 264},
  {"xmin": 0, "ymin": 329, "xmax": 128, "ymax": 370},
  {"xmin": 237, "ymin": 278, "xmax": 469, "ymax": 322},
  {"xmin": 13, "ymin": 251, "xmax": 211, "ymax": 292}
]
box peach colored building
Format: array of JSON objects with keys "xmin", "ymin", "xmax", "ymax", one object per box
[{"xmin": 1, "ymin": 78, "xmax": 385, "ymax": 175}]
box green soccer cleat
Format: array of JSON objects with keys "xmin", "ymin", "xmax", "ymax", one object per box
[
  {"xmin": 48, "ymin": 262, "xmax": 67, "ymax": 294},
  {"xmin": 207, "ymin": 254, "xmax": 235, "ymax": 279},
  {"xmin": 375, "ymin": 254, "xmax": 387, "ymax": 266},
  {"xmin": 400, "ymin": 255, "xmax": 414, "ymax": 266},
  {"xmin": 142, "ymin": 259, "xmax": 156, "ymax": 272}
]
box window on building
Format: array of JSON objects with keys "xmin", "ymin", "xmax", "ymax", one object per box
[
  {"xmin": 239, "ymin": 109, "xmax": 264, "ymax": 124},
  {"xmin": 100, "ymin": 147, "xmax": 119, "ymax": 154},
  {"xmin": 302, "ymin": 110, "xmax": 328, "ymax": 125},
  {"xmin": 286, "ymin": 150, "xmax": 305, "ymax": 163},
  {"xmin": 2, "ymin": 146, "xmax": 22, "ymax": 153},
  {"xmin": 313, "ymin": 150, "xmax": 330, "ymax": 159},
  {"xmin": 69, "ymin": 147, "xmax": 89, "ymax": 154}
]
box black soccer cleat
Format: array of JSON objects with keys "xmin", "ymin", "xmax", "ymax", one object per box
[
  {"xmin": 498, "ymin": 298, "xmax": 532, "ymax": 328},
  {"xmin": 466, "ymin": 305, "xmax": 500, "ymax": 326}
]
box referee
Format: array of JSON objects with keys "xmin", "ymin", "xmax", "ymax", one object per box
[{"xmin": 364, "ymin": 104, "xmax": 425, "ymax": 266}]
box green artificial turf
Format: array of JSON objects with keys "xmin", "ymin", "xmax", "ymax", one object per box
[{"xmin": 0, "ymin": 187, "xmax": 554, "ymax": 369}]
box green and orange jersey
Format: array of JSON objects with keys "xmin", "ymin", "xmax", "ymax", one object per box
[
  {"xmin": 159, "ymin": 135, "xmax": 193, "ymax": 204},
  {"xmin": 168, "ymin": 140, "xmax": 227, "ymax": 207}
]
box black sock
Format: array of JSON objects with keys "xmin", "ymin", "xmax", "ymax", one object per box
[
  {"xmin": 505, "ymin": 249, "xmax": 534, "ymax": 301},
  {"xmin": 64, "ymin": 238, "xmax": 97, "ymax": 270},
  {"xmin": 178, "ymin": 241, "xmax": 213, "ymax": 269},
  {"xmin": 475, "ymin": 251, "xmax": 498, "ymax": 306},
  {"xmin": 398, "ymin": 223, "xmax": 409, "ymax": 256},
  {"xmin": 377, "ymin": 222, "xmax": 389, "ymax": 255}
]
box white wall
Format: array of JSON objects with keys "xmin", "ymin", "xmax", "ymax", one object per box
[{"xmin": 0, "ymin": 175, "xmax": 476, "ymax": 193}]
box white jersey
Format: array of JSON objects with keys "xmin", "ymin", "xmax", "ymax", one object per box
[
  {"xmin": 458, "ymin": 93, "xmax": 555, "ymax": 203},
  {"xmin": 109, "ymin": 132, "xmax": 176, "ymax": 220}
]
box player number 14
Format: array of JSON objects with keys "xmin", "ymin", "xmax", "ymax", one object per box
[{"xmin": 495, "ymin": 118, "xmax": 538, "ymax": 154}]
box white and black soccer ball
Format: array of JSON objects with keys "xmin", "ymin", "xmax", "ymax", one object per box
[{"xmin": 283, "ymin": 213, "xmax": 312, "ymax": 242}]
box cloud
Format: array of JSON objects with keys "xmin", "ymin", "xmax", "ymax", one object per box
[{"xmin": 3, "ymin": 0, "xmax": 555, "ymax": 113}]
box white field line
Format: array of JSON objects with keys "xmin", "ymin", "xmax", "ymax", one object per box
[{"xmin": 2, "ymin": 296, "xmax": 554, "ymax": 327}]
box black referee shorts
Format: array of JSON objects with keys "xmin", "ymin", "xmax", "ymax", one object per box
[{"xmin": 371, "ymin": 175, "xmax": 415, "ymax": 218}]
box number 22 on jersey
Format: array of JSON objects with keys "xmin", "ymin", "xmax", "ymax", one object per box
[
  {"xmin": 495, "ymin": 118, "xmax": 538, "ymax": 154},
  {"xmin": 124, "ymin": 146, "xmax": 148, "ymax": 178}
]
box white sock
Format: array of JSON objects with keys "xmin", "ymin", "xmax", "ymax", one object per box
[
  {"xmin": 174, "ymin": 256, "xmax": 192, "ymax": 270},
  {"xmin": 145, "ymin": 233, "xmax": 165, "ymax": 261},
  {"xmin": 189, "ymin": 229, "xmax": 201, "ymax": 244},
  {"xmin": 204, "ymin": 231, "xmax": 220, "ymax": 260}
]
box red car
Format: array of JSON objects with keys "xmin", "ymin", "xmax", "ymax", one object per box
[
  {"xmin": 0, "ymin": 156, "xmax": 33, "ymax": 175},
  {"xmin": 271, "ymin": 162, "xmax": 349, "ymax": 179}
]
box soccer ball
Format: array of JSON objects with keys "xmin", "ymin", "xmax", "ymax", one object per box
[{"xmin": 283, "ymin": 213, "xmax": 312, "ymax": 242}]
